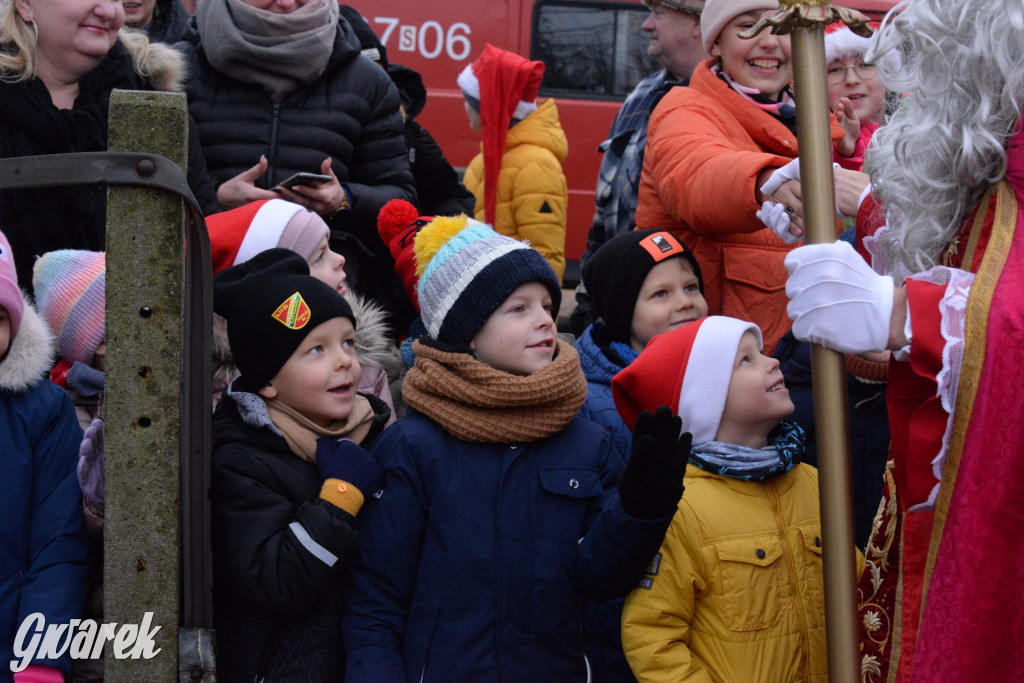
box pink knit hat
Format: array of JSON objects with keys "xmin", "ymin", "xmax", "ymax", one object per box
[
  {"xmin": 207, "ymin": 199, "xmax": 330, "ymax": 274},
  {"xmin": 0, "ymin": 230, "xmax": 24, "ymax": 337},
  {"xmin": 32, "ymin": 250, "xmax": 106, "ymax": 365}
]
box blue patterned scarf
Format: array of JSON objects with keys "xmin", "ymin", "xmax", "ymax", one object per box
[{"xmin": 689, "ymin": 420, "xmax": 804, "ymax": 481}]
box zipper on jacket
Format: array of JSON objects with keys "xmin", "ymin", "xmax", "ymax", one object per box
[
  {"xmin": 766, "ymin": 480, "xmax": 811, "ymax": 683},
  {"xmin": 267, "ymin": 103, "xmax": 280, "ymax": 183}
]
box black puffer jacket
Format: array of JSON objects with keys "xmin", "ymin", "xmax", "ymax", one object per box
[
  {"xmin": 210, "ymin": 387, "xmax": 390, "ymax": 683},
  {"xmin": 387, "ymin": 63, "xmax": 475, "ymax": 217},
  {"xmin": 177, "ymin": 16, "xmax": 416, "ymax": 253}
]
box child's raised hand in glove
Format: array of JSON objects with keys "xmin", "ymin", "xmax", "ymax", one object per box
[{"xmin": 618, "ymin": 406, "xmax": 691, "ymax": 520}]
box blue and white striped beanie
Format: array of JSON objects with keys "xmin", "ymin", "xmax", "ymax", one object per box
[{"xmin": 414, "ymin": 215, "xmax": 561, "ymax": 347}]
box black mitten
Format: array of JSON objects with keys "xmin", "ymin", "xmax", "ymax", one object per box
[{"xmin": 618, "ymin": 406, "xmax": 691, "ymax": 520}]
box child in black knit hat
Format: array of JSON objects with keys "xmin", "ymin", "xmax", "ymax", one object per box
[
  {"xmin": 573, "ymin": 228, "xmax": 708, "ymax": 679},
  {"xmin": 577, "ymin": 228, "xmax": 708, "ymax": 459},
  {"xmin": 210, "ymin": 248, "xmax": 391, "ymax": 682}
]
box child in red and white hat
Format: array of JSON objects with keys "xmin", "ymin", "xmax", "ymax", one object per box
[
  {"xmin": 612, "ymin": 316, "xmax": 846, "ymax": 682},
  {"xmin": 207, "ymin": 200, "xmax": 397, "ymax": 421},
  {"xmin": 826, "ymin": 21, "xmax": 897, "ymax": 171},
  {"xmin": 457, "ymin": 44, "xmax": 568, "ymax": 281}
]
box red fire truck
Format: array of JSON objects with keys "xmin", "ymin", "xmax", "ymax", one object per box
[{"xmin": 347, "ymin": 0, "xmax": 896, "ymax": 283}]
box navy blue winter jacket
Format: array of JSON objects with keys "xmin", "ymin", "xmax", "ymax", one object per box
[
  {"xmin": 575, "ymin": 322, "xmax": 631, "ymax": 461},
  {"xmin": 0, "ymin": 305, "xmax": 89, "ymax": 681},
  {"xmin": 342, "ymin": 410, "xmax": 673, "ymax": 682},
  {"xmin": 574, "ymin": 322, "xmax": 639, "ymax": 683}
]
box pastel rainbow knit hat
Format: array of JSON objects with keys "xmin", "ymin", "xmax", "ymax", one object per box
[
  {"xmin": 32, "ymin": 250, "xmax": 106, "ymax": 365},
  {"xmin": 414, "ymin": 214, "xmax": 560, "ymax": 347}
]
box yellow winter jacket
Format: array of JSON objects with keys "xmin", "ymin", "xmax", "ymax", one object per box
[
  {"xmin": 622, "ymin": 463, "xmax": 857, "ymax": 683},
  {"xmin": 464, "ymin": 97, "xmax": 568, "ymax": 281}
]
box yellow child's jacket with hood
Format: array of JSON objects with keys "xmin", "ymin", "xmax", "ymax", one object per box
[
  {"xmin": 622, "ymin": 461, "xmax": 856, "ymax": 683},
  {"xmin": 464, "ymin": 97, "xmax": 568, "ymax": 281}
]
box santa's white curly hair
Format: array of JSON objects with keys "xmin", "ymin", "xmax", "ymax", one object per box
[{"xmin": 864, "ymin": 0, "xmax": 1024, "ymax": 278}]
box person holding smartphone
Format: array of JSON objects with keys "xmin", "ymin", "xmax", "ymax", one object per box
[{"xmin": 177, "ymin": 1, "xmax": 418, "ymax": 333}]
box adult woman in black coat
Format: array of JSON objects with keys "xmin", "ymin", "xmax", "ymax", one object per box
[
  {"xmin": 178, "ymin": 0, "xmax": 418, "ymax": 332},
  {"xmin": 0, "ymin": 0, "xmax": 218, "ymax": 291}
]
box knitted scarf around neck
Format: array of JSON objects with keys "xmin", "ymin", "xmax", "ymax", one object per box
[
  {"xmin": 265, "ymin": 394, "xmax": 374, "ymax": 462},
  {"xmin": 689, "ymin": 420, "xmax": 804, "ymax": 481},
  {"xmin": 402, "ymin": 338, "xmax": 587, "ymax": 443},
  {"xmin": 197, "ymin": 0, "xmax": 338, "ymax": 102},
  {"xmin": 713, "ymin": 63, "xmax": 796, "ymax": 132}
]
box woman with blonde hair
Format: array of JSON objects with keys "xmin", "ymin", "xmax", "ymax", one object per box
[{"xmin": 0, "ymin": 0, "xmax": 217, "ymax": 291}]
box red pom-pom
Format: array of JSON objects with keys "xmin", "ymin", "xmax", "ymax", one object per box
[{"xmin": 378, "ymin": 199, "xmax": 421, "ymax": 244}]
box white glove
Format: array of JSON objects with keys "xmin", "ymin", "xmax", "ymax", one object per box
[
  {"xmin": 784, "ymin": 240, "xmax": 895, "ymax": 353},
  {"xmin": 760, "ymin": 159, "xmax": 846, "ymax": 216},
  {"xmin": 759, "ymin": 158, "xmax": 803, "ymax": 196},
  {"xmin": 756, "ymin": 200, "xmax": 802, "ymax": 244}
]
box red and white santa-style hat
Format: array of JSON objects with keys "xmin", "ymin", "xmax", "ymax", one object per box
[
  {"xmin": 206, "ymin": 199, "xmax": 329, "ymax": 274},
  {"xmin": 824, "ymin": 21, "xmax": 898, "ymax": 72},
  {"xmin": 612, "ymin": 316, "xmax": 762, "ymax": 445},
  {"xmin": 457, "ymin": 44, "xmax": 545, "ymax": 225}
]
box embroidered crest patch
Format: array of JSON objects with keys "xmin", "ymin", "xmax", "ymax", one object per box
[{"xmin": 271, "ymin": 292, "xmax": 312, "ymax": 330}]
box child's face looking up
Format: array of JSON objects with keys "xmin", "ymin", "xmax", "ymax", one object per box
[
  {"xmin": 0, "ymin": 307, "xmax": 9, "ymax": 359},
  {"xmin": 307, "ymin": 236, "xmax": 348, "ymax": 297},
  {"xmin": 470, "ymin": 282, "xmax": 556, "ymax": 376},
  {"xmin": 630, "ymin": 258, "xmax": 708, "ymax": 353},
  {"xmin": 259, "ymin": 316, "xmax": 361, "ymax": 427},
  {"xmin": 716, "ymin": 331, "xmax": 794, "ymax": 448}
]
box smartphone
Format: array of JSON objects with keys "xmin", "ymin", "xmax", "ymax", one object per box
[{"xmin": 277, "ymin": 172, "xmax": 332, "ymax": 189}]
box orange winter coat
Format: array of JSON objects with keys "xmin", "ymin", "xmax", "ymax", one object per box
[{"xmin": 635, "ymin": 60, "xmax": 843, "ymax": 354}]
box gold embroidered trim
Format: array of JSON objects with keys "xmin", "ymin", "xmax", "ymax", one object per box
[
  {"xmin": 920, "ymin": 178, "xmax": 1017, "ymax": 611},
  {"xmin": 963, "ymin": 183, "xmax": 998, "ymax": 270}
]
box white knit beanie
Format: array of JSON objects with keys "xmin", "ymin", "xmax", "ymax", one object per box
[{"xmin": 700, "ymin": 0, "xmax": 779, "ymax": 54}]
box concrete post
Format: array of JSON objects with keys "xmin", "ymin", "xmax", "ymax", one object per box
[{"xmin": 104, "ymin": 89, "xmax": 188, "ymax": 682}]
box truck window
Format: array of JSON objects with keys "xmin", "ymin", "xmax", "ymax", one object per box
[{"xmin": 531, "ymin": 0, "xmax": 659, "ymax": 101}]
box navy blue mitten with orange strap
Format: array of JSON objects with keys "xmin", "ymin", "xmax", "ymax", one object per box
[{"xmin": 315, "ymin": 438, "xmax": 382, "ymax": 516}]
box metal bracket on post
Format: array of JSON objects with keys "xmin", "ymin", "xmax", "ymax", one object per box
[{"xmin": 0, "ymin": 149, "xmax": 214, "ymax": 680}]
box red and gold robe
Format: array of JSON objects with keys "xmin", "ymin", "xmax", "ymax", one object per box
[{"xmin": 854, "ymin": 128, "xmax": 1024, "ymax": 682}]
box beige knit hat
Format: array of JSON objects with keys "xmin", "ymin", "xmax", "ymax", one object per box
[{"xmin": 700, "ymin": 0, "xmax": 779, "ymax": 54}]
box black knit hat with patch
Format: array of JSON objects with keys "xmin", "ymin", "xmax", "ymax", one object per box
[
  {"xmin": 213, "ymin": 248, "xmax": 355, "ymax": 391},
  {"xmin": 583, "ymin": 229, "xmax": 703, "ymax": 344}
]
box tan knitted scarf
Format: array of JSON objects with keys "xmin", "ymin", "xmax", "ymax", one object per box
[
  {"xmin": 265, "ymin": 395, "xmax": 374, "ymax": 463},
  {"xmin": 402, "ymin": 339, "xmax": 587, "ymax": 443}
]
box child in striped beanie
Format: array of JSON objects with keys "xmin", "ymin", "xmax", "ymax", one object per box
[
  {"xmin": 343, "ymin": 216, "xmax": 689, "ymax": 681},
  {"xmin": 31, "ymin": 250, "xmax": 108, "ymax": 647}
]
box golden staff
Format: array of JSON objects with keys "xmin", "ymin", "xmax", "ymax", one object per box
[{"xmin": 742, "ymin": 3, "xmax": 873, "ymax": 681}]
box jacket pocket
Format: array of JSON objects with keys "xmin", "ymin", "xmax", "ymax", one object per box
[
  {"xmin": 535, "ymin": 468, "xmax": 603, "ymax": 553},
  {"xmin": 720, "ymin": 245, "xmax": 789, "ymax": 317},
  {"xmin": 538, "ymin": 469, "xmax": 603, "ymax": 499},
  {"xmin": 799, "ymin": 526, "xmax": 826, "ymax": 617},
  {"xmin": 714, "ymin": 536, "xmax": 788, "ymax": 631}
]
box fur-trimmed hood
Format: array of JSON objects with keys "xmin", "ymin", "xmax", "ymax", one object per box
[
  {"xmin": 119, "ymin": 26, "xmax": 185, "ymax": 93},
  {"xmin": 212, "ymin": 291, "xmax": 394, "ymax": 387},
  {"xmin": 0, "ymin": 296, "xmax": 54, "ymax": 392}
]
